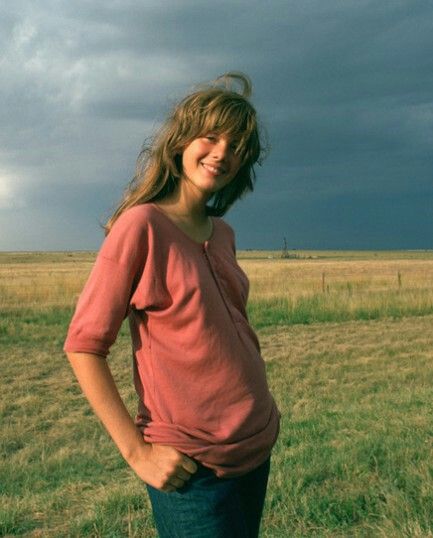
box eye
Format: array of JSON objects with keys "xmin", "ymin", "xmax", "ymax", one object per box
[{"xmin": 204, "ymin": 134, "xmax": 217, "ymax": 142}]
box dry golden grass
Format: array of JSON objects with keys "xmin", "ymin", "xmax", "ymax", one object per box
[
  {"xmin": 0, "ymin": 252, "xmax": 94, "ymax": 310},
  {"xmin": 2, "ymin": 251, "xmax": 433, "ymax": 316},
  {"xmin": 244, "ymin": 257, "xmax": 433, "ymax": 300}
]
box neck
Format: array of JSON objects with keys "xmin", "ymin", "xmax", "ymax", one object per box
[{"xmin": 156, "ymin": 183, "xmax": 211, "ymax": 224}]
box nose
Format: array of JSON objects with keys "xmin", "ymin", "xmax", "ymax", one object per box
[{"xmin": 210, "ymin": 139, "xmax": 229, "ymax": 161}]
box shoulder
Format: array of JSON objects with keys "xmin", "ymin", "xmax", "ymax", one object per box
[
  {"xmin": 99, "ymin": 204, "xmax": 156, "ymax": 264},
  {"xmin": 214, "ymin": 216, "xmax": 235, "ymax": 238},
  {"xmin": 110, "ymin": 203, "xmax": 154, "ymax": 230},
  {"xmin": 212, "ymin": 216, "xmax": 237, "ymax": 254},
  {"xmin": 108, "ymin": 203, "xmax": 167, "ymax": 240}
]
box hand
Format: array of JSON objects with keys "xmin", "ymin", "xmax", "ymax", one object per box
[{"xmin": 127, "ymin": 442, "xmax": 198, "ymax": 492}]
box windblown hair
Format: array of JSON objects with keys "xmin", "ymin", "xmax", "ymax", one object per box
[{"xmin": 105, "ymin": 71, "xmax": 266, "ymax": 233}]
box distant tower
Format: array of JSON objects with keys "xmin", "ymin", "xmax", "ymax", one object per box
[{"xmin": 281, "ymin": 237, "xmax": 289, "ymax": 259}]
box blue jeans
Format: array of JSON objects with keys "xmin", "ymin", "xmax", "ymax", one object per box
[{"xmin": 146, "ymin": 457, "xmax": 271, "ymax": 538}]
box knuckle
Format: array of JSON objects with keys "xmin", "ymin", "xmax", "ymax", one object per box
[
  {"xmin": 163, "ymin": 471, "xmax": 172, "ymax": 482},
  {"xmin": 172, "ymin": 453, "xmax": 182, "ymax": 464}
]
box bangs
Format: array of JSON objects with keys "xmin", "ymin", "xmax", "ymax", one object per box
[
  {"xmin": 201, "ymin": 101, "xmax": 258, "ymax": 161},
  {"xmin": 175, "ymin": 90, "xmax": 261, "ymax": 165}
]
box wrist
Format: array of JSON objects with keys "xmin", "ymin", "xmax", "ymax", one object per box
[{"xmin": 122, "ymin": 436, "xmax": 151, "ymax": 466}]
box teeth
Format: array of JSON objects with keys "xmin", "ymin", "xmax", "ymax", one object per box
[{"xmin": 202, "ymin": 163, "xmax": 224, "ymax": 174}]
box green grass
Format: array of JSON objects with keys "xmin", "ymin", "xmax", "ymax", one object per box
[
  {"xmin": 247, "ymin": 292, "xmax": 433, "ymax": 329},
  {"xmin": 1, "ymin": 311, "xmax": 433, "ymax": 536},
  {"xmin": 261, "ymin": 317, "xmax": 433, "ymax": 537}
]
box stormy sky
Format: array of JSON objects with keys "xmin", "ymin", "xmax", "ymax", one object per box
[{"xmin": 1, "ymin": 0, "xmax": 433, "ymax": 251}]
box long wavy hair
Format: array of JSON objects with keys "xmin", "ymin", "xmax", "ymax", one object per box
[{"xmin": 105, "ymin": 72, "xmax": 266, "ymax": 234}]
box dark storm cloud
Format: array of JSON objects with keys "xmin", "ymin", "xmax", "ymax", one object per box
[{"xmin": 1, "ymin": 0, "xmax": 432, "ymax": 249}]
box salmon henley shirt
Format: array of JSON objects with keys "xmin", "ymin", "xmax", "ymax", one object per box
[{"xmin": 64, "ymin": 203, "xmax": 280, "ymax": 477}]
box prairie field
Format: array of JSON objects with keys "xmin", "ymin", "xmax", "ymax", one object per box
[{"xmin": 1, "ymin": 250, "xmax": 433, "ymax": 537}]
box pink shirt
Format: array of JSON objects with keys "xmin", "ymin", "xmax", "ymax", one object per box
[{"xmin": 64, "ymin": 203, "xmax": 280, "ymax": 477}]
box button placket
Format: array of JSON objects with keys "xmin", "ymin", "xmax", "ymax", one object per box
[{"xmin": 202, "ymin": 243, "xmax": 238, "ymax": 329}]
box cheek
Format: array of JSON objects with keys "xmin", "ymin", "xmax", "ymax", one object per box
[{"xmin": 181, "ymin": 150, "xmax": 194, "ymax": 170}]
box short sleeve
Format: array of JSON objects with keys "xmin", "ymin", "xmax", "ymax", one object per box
[{"xmin": 63, "ymin": 207, "xmax": 149, "ymax": 357}]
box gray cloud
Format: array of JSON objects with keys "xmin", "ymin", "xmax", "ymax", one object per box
[{"xmin": 1, "ymin": 0, "xmax": 433, "ymax": 249}]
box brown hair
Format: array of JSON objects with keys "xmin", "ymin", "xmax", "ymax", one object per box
[{"xmin": 105, "ymin": 71, "xmax": 266, "ymax": 233}]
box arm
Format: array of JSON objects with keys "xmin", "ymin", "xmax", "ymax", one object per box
[{"xmin": 66, "ymin": 352, "xmax": 197, "ymax": 492}]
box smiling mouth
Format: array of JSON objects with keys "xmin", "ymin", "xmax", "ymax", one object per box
[{"xmin": 201, "ymin": 163, "xmax": 226, "ymax": 175}]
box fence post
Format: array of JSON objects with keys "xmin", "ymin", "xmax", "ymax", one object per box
[{"xmin": 281, "ymin": 237, "xmax": 289, "ymax": 259}]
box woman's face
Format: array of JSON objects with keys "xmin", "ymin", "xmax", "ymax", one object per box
[{"xmin": 180, "ymin": 133, "xmax": 242, "ymax": 198}]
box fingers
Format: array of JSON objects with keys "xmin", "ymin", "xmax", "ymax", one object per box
[
  {"xmin": 159, "ymin": 470, "xmax": 188, "ymax": 493},
  {"xmin": 168, "ymin": 475, "xmax": 186, "ymax": 489},
  {"xmin": 181, "ymin": 455, "xmax": 198, "ymax": 475},
  {"xmin": 166, "ymin": 458, "xmax": 197, "ymax": 490},
  {"xmin": 162, "ymin": 457, "xmax": 198, "ymax": 493},
  {"xmin": 176, "ymin": 467, "xmax": 192, "ymax": 481},
  {"xmin": 146, "ymin": 445, "xmax": 199, "ymax": 492}
]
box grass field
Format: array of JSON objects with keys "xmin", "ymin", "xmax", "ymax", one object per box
[{"xmin": 1, "ymin": 251, "xmax": 433, "ymax": 536}]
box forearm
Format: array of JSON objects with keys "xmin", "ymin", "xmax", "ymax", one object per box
[
  {"xmin": 66, "ymin": 351, "xmax": 197, "ymax": 491},
  {"xmin": 66, "ymin": 352, "xmax": 145, "ymax": 462}
]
